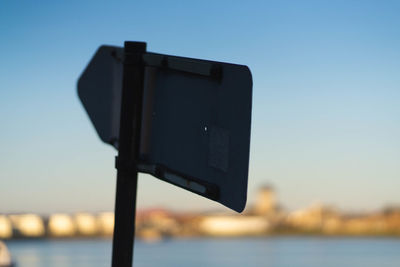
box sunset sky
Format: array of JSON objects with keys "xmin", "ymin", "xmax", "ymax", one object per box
[{"xmin": 1, "ymin": 0, "xmax": 399, "ymax": 213}]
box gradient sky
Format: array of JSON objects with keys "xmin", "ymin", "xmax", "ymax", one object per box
[{"xmin": 1, "ymin": 0, "xmax": 399, "ymax": 214}]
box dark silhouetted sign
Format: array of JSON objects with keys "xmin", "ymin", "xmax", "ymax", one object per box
[
  {"xmin": 78, "ymin": 45, "xmax": 252, "ymax": 212},
  {"xmin": 78, "ymin": 46, "xmax": 123, "ymax": 148}
]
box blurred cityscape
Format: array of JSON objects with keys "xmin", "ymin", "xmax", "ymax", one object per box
[{"xmin": 1, "ymin": 185, "xmax": 400, "ymax": 241}]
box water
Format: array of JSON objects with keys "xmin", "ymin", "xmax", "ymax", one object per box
[{"xmin": 6, "ymin": 237, "xmax": 400, "ymax": 267}]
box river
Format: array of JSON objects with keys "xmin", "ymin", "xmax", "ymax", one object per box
[{"xmin": 6, "ymin": 237, "xmax": 400, "ymax": 267}]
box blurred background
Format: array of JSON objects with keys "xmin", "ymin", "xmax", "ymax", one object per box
[{"xmin": 1, "ymin": 1, "xmax": 400, "ymax": 266}]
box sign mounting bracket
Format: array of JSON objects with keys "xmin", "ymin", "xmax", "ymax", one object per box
[{"xmin": 143, "ymin": 53, "xmax": 223, "ymax": 80}]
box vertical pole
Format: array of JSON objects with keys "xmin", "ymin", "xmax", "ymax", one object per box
[{"xmin": 112, "ymin": 41, "xmax": 147, "ymax": 267}]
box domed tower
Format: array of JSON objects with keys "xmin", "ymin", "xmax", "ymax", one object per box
[{"xmin": 254, "ymin": 185, "xmax": 276, "ymax": 216}]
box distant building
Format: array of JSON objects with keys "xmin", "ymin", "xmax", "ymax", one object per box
[
  {"xmin": 48, "ymin": 214, "xmax": 76, "ymax": 237},
  {"xmin": 97, "ymin": 212, "xmax": 114, "ymax": 236},
  {"xmin": 9, "ymin": 214, "xmax": 45, "ymax": 237},
  {"xmin": 136, "ymin": 209, "xmax": 180, "ymax": 240},
  {"xmin": 75, "ymin": 213, "xmax": 98, "ymax": 236},
  {"xmin": 0, "ymin": 216, "xmax": 12, "ymax": 239},
  {"xmin": 285, "ymin": 204, "xmax": 340, "ymax": 232},
  {"xmin": 199, "ymin": 215, "xmax": 270, "ymax": 236},
  {"xmin": 253, "ymin": 185, "xmax": 276, "ymax": 216}
]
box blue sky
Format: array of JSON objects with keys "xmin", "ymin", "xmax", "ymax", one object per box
[{"xmin": 1, "ymin": 0, "xmax": 400, "ymax": 213}]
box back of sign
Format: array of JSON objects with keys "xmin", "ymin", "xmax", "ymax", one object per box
[
  {"xmin": 77, "ymin": 46, "xmax": 123, "ymax": 148},
  {"xmin": 138, "ymin": 54, "xmax": 252, "ymax": 212}
]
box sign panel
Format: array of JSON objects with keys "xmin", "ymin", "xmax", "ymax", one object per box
[
  {"xmin": 78, "ymin": 46, "xmax": 123, "ymax": 148},
  {"xmin": 78, "ymin": 46, "xmax": 252, "ymax": 212},
  {"xmin": 138, "ymin": 54, "xmax": 252, "ymax": 212}
]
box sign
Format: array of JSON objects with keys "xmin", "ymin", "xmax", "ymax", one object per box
[
  {"xmin": 78, "ymin": 46, "xmax": 123, "ymax": 148},
  {"xmin": 78, "ymin": 46, "xmax": 252, "ymax": 212}
]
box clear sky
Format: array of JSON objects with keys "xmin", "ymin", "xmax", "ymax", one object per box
[{"xmin": 1, "ymin": 0, "xmax": 399, "ymax": 214}]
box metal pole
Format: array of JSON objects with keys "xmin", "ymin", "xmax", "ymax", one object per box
[{"xmin": 112, "ymin": 41, "xmax": 146, "ymax": 267}]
